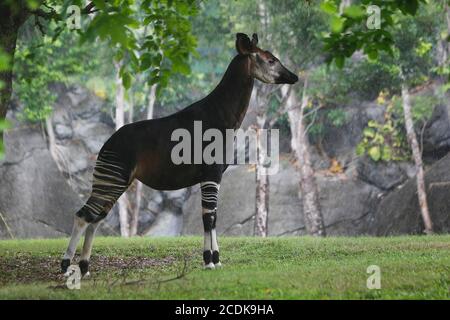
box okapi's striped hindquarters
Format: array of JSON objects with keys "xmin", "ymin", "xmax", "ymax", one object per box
[
  {"xmin": 79, "ymin": 150, "xmax": 133, "ymax": 223},
  {"xmin": 61, "ymin": 32, "xmax": 298, "ymax": 276}
]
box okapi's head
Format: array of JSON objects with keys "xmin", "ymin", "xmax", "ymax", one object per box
[{"xmin": 236, "ymin": 33, "xmax": 298, "ymax": 85}]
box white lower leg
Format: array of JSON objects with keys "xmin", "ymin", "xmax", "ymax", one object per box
[
  {"xmin": 80, "ymin": 222, "xmax": 99, "ymax": 261},
  {"xmin": 211, "ymin": 229, "xmax": 221, "ymax": 268},
  {"xmin": 203, "ymin": 230, "xmax": 214, "ymax": 269},
  {"xmin": 63, "ymin": 216, "xmax": 88, "ymax": 261},
  {"xmin": 79, "ymin": 222, "xmax": 99, "ymax": 277}
]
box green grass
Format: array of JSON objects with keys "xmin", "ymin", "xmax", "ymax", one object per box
[{"xmin": 0, "ymin": 236, "xmax": 449, "ymax": 299}]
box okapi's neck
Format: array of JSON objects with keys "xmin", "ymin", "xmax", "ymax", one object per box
[{"xmin": 207, "ymin": 55, "xmax": 254, "ymax": 129}]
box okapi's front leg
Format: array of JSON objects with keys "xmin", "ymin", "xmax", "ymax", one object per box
[{"xmin": 201, "ymin": 181, "xmax": 221, "ymax": 269}]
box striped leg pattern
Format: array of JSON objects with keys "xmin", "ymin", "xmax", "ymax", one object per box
[
  {"xmin": 62, "ymin": 150, "xmax": 133, "ymax": 276},
  {"xmin": 201, "ymin": 181, "xmax": 221, "ymax": 269}
]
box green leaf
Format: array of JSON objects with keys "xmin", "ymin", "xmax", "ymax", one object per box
[
  {"xmin": 398, "ymin": 0, "xmax": 420, "ymax": 16},
  {"xmin": 368, "ymin": 146, "xmax": 381, "ymax": 161},
  {"xmin": 356, "ymin": 143, "xmax": 365, "ymax": 156},
  {"xmin": 335, "ymin": 56, "xmax": 345, "ymax": 69},
  {"xmin": 363, "ymin": 127, "xmax": 375, "ymax": 138},
  {"xmin": 367, "ymin": 120, "xmax": 378, "ymax": 128},
  {"xmin": 320, "ymin": 2, "xmax": 338, "ymax": 15},
  {"xmin": 330, "ymin": 16, "xmax": 344, "ymax": 34},
  {"xmin": 373, "ymin": 133, "xmax": 384, "ymax": 144},
  {"xmin": 0, "ymin": 50, "xmax": 10, "ymax": 71},
  {"xmin": 122, "ymin": 72, "xmax": 132, "ymax": 90},
  {"xmin": 92, "ymin": 0, "xmax": 107, "ymax": 10},
  {"xmin": 343, "ymin": 5, "xmax": 365, "ymax": 19},
  {"xmin": 381, "ymin": 146, "xmax": 392, "ymax": 161},
  {"xmin": 0, "ymin": 120, "xmax": 11, "ymax": 131},
  {"xmin": 367, "ymin": 50, "xmax": 378, "ymax": 61},
  {"xmin": 0, "ymin": 140, "xmax": 4, "ymax": 160},
  {"xmin": 26, "ymin": 0, "xmax": 40, "ymax": 10},
  {"xmin": 140, "ymin": 53, "xmax": 153, "ymax": 71}
]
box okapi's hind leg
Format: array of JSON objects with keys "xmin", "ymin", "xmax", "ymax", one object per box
[
  {"xmin": 201, "ymin": 181, "xmax": 222, "ymax": 269},
  {"xmin": 78, "ymin": 221, "xmax": 100, "ymax": 276},
  {"xmin": 61, "ymin": 215, "xmax": 89, "ymax": 275},
  {"xmin": 61, "ymin": 149, "xmax": 134, "ymax": 276}
]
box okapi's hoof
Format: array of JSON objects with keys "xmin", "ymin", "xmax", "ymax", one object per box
[
  {"xmin": 212, "ymin": 250, "xmax": 220, "ymax": 263},
  {"xmin": 204, "ymin": 262, "xmax": 215, "ymax": 270},
  {"xmin": 79, "ymin": 260, "xmax": 89, "ymax": 276},
  {"xmin": 61, "ymin": 259, "xmax": 71, "ymax": 274}
]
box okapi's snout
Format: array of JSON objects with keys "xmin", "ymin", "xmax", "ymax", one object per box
[
  {"xmin": 235, "ymin": 33, "xmax": 298, "ymax": 85},
  {"xmin": 275, "ymin": 65, "xmax": 298, "ymax": 85}
]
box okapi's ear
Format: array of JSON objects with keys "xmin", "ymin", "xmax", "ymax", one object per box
[
  {"xmin": 251, "ymin": 33, "xmax": 258, "ymax": 47},
  {"xmin": 236, "ymin": 33, "xmax": 252, "ymax": 55}
]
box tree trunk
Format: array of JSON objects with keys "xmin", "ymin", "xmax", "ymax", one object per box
[
  {"xmin": 446, "ymin": 2, "xmax": 450, "ymax": 57},
  {"xmin": 401, "ymin": 83, "xmax": 433, "ymax": 234},
  {"xmin": 254, "ymin": 115, "xmax": 270, "ymax": 237},
  {"xmin": 129, "ymin": 84, "xmax": 157, "ymax": 236},
  {"xmin": 130, "ymin": 181, "xmax": 142, "ymax": 236},
  {"xmin": 0, "ymin": 2, "xmax": 31, "ymax": 121},
  {"xmin": 437, "ymin": 3, "xmax": 450, "ymax": 73},
  {"xmin": 127, "ymin": 95, "xmax": 134, "ymax": 124},
  {"xmin": 44, "ymin": 116, "xmax": 66, "ymax": 173},
  {"xmin": 147, "ymin": 84, "xmax": 156, "ymax": 120},
  {"xmin": 114, "ymin": 61, "xmax": 129, "ymax": 237},
  {"xmin": 286, "ymin": 80, "xmax": 326, "ymax": 237},
  {"xmin": 444, "ymin": 3, "xmax": 450, "ymax": 66},
  {"xmin": 252, "ymin": 2, "xmax": 271, "ymax": 237},
  {"xmin": 0, "ymin": 20, "xmax": 18, "ymax": 120}
]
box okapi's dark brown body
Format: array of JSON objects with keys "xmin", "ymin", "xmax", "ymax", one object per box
[{"xmin": 103, "ymin": 55, "xmax": 254, "ymax": 190}]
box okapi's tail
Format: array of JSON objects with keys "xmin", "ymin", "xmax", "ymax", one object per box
[{"xmin": 76, "ymin": 149, "xmax": 133, "ymax": 223}]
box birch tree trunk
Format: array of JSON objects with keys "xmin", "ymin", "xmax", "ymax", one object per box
[
  {"xmin": 45, "ymin": 117, "xmax": 58, "ymax": 164},
  {"xmin": 254, "ymin": 115, "xmax": 270, "ymax": 237},
  {"xmin": 437, "ymin": 3, "xmax": 450, "ymax": 73},
  {"xmin": 286, "ymin": 80, "xmax": 325, "ymax": 237},
  {"xmin": 401, "ymin": 83, "xmax": 433, "ymax": 234},
  {"xmin": 114, "ymin": 61, "xmax": 130, "ymax": 237},
  {"xmin": 444, "ymin": 2, "xmax": 450, "ymax": 66},
  {"xmin": 129, "ymin": 84, "xmax": 157, "ymax": 236},
  {"xmin": 252, "ymin": 1, "xmax": 271, "ymax": 237},
  {"xmin": 128, "ymin": 95, "xmax": 134, "ymax": 124},
  {"xmin": 147, "ymin": 85, "xmax": 157, "ymax": 120}
]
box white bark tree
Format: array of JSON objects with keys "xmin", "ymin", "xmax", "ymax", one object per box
[
  {"xmin": 254, "ymin": 111, "xmax": 270, "ymax": 237},
  {"xmin": 252, "ymin": 0, "xmax": 272, "ymax": 237},
  {"xmin": 129, "ymin": 84, "xmax": 157, "ymax": 236},
  {"xmin": 437, "ymin": 2, "xmax": 450, "ymax": 74},
  {"xmin": 284, "ymin": 78, "xmax": 325, "ymax": 237},
  {"xmin": 401, "ymin": 82, "xmax": 433, "ymax": 234},
  {"xmin": 114, "ymin": 61, "xmax": 130, "ymax": 237}
]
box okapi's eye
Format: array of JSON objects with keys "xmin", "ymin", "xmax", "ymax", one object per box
[{"xmin": 268, "ymin": 59, "xmax": 275, "ymax": 65}]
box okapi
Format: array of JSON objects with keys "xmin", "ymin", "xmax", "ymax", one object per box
[{"xmin": 61, "ymin": 33, "xmax": 298, "ymax": 275}]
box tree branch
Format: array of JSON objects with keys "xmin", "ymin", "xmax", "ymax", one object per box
[{"xmin": 31, "ymin": 1, "xmax": 97, "ymax": 21}]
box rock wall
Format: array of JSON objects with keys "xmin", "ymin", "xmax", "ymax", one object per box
[
  {"xmin": 1, "ymin": 83, "xmax": 449, "ymax": 239},
  {"xmin": 182, "ymin": 162, "xmax": 381, "ymax": 236},
  {"xmin": 0, "ymin": 118, "xmax": 82, "ymax": 238},
  {"xmin": 0, "ymin": 84, "xmax": 188, "ymax": 238},
  {"xmin": 372, "ymin": 153, "xmax": 450, "ymax": 235}
]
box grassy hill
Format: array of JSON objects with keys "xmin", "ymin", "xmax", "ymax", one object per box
[{"xmin": 0, "ymin": 236, "xmax": 449, "ymax": 299}]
